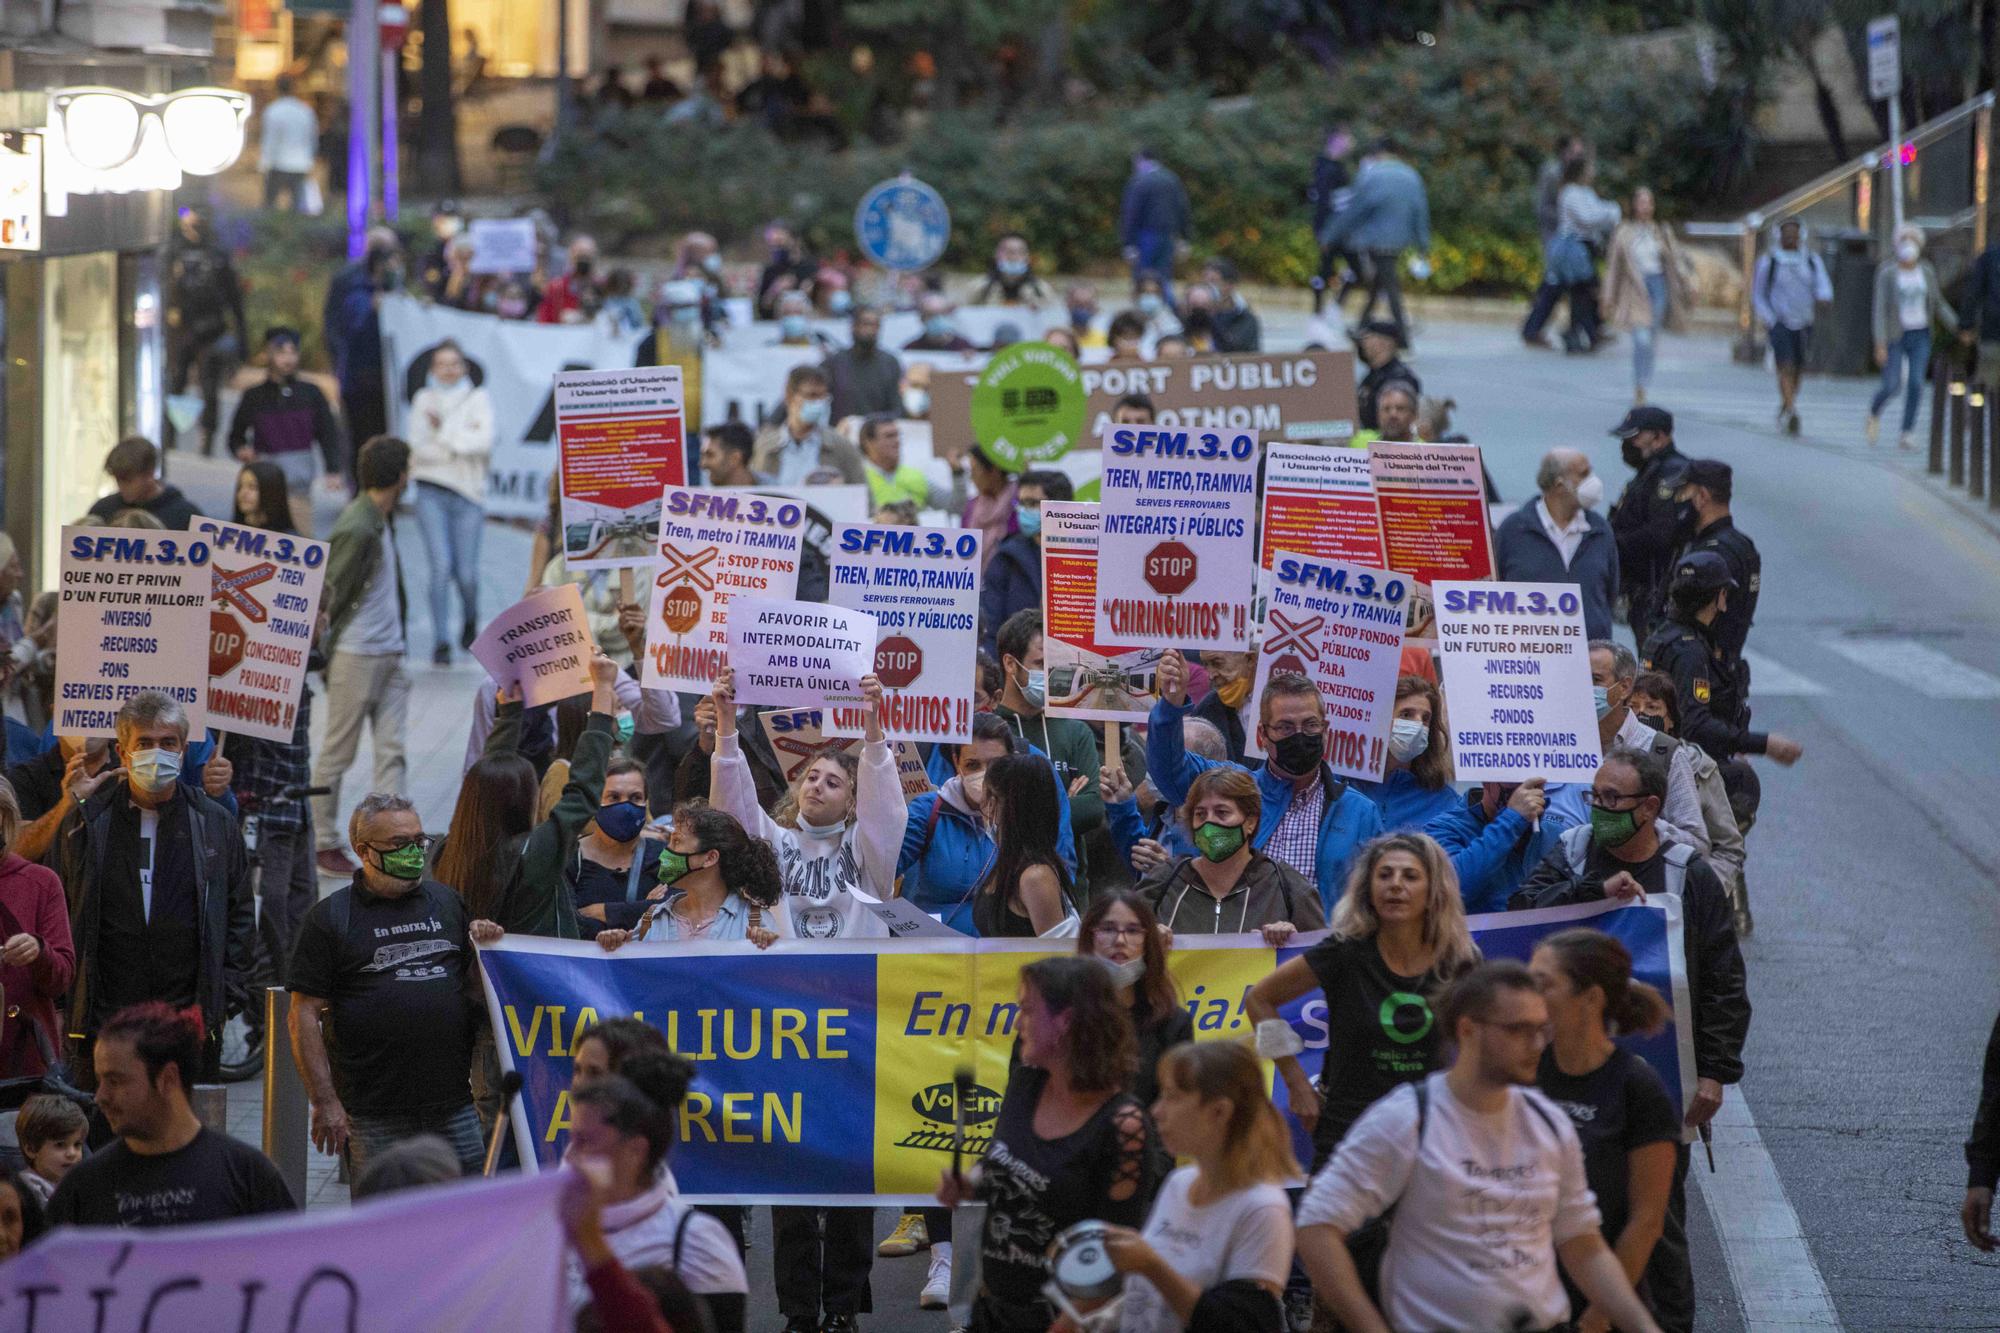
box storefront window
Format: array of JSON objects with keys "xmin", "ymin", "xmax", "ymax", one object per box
[{"xmin": 41, "ymin": 251, "xmax": 118, "ymax": 575}]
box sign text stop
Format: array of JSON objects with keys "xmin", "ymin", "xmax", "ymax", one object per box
[
  {"xmin": 210, "ymin": 611, "xmax": 246, "ymax": 678},
  {"xmin": 1144, "ymin": 541, "xmax": 1198, "ymax": 596},
  {"xmin": 875, "ymin": 634, "xmax": 923, "ymax": 688}
]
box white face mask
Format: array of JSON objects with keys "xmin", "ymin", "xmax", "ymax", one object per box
[
  {"xmin": 1573, "ymin": 473, "xmax": 1605, "ymax": 510},
  {"xmin": 1896, "ymin": 241, "xmax": 1921, "ymax": 264},
  {"xmin": 796, "ymin": 812, "xmax": 847, "ymax": 839},
  {"xmin": 902, "ymin": 388, "xmax": 929, "ymax": 418},
  {"xmin": 1387, "ymin": 718, "xmax": 1429, "ymax": 762},
  {"xmin": 1095, "ymin": 954, "xmax": 1147, "ymax": 988},
  {"xmin": 959, "ymin": 769, "xmax": 986, "ymax": 808}
]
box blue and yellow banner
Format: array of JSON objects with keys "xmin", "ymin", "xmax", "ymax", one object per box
[{"xmin": 477, "ymin": 897, "xmax": 1691, "ymax": 1203}]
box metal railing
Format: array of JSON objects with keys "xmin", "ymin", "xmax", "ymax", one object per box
[
  {"xmin": 1926, "ymin": 357, "xmax": 2000, "ymax": 515},
  {"xmin": 1684, "ymin": 92, "xmax": 1994, "ymax": 359}
]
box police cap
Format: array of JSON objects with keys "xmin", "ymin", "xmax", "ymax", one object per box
[
  {"xmin": 1683, "ymin": 458, "xmax": 1733, "ymax": 502},
  {"xmin": 1611, "ymin": 405, "xmax": 1674, "ymax": 438},
  {"xmin": 1671, "ymin": 549, "xmax": 1737, "ymax": 592}
]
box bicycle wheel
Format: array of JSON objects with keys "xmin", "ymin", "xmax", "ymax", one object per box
[{"xmin": 217, "ymin": 909, "xmax": 282, "ymax": 1082}]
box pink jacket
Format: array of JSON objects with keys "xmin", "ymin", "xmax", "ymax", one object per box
[{"xmin": 0, "ymin": 853, "xmax": 75, "ymax": 1076}]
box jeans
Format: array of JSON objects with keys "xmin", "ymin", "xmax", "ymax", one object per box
[
  {"xmin": 256, "ymin": 817, "xmax": 319, "ymax": 985},
  {"xmin": 310, "ymin": 651, "xmax": 411, "ymax": 849},
  {"xmin": 263, "ymin": 170, "xmax": 307, "ymax": 211},
  {"xmin": 344, "ymin": 1102, "xmax": 485, "ymax": 1183},
  {"xmin": 1358, "ymin": 249, "xmax": 1408, "ymax": 343},
  {"xmin": 1632, "ymin": 272, "xmax": 1670, "ymax": 389},
  {"xmin": 167, "ymin": 324, "xmax": 234, "ymax": 451},
  {"xmin": 1870, "ymin": 327, "xmax": 1932, "ymax": 432},
  {"xmin": 772, "ymin": 1205, "xmax": 873, "ymax": 1318},
  {"xmin": 413, "ymin": 481, "xmax": 483, "ymax": 650},
  {"xmin": 1127, "ymin": 228, "xmax": 1176, "ymax": 306}
]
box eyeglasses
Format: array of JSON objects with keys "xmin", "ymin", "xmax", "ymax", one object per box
[
  {"xmin": 52, "ymin": 87, "xmax": 250, "ymax": 175},
  {"xmin": 1475, "ymin": 1018, "xmax": 1552, "ymax": 1043},
  {"xmin": 1092, "ymin": 925, "xmax": 1147, "ymax": 943},
  {"xmin": 368, "ymin": 833, "xmax": 437, "ymax": 854},
  {"xmin": 1265, "ymin": 720, "xmax": 1326, "ymax": 740},
  {"xmin": 1585, "ymin": 788, "xmax": 1645, "ymax": 810}
]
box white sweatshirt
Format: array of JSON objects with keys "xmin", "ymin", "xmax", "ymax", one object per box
[{"xmin": 408, "ymin": 380, "xmax": 494, "ymax": 501}]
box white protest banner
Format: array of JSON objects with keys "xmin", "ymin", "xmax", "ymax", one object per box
[
  {"xmin": 1246, "ymin": 554, "xmax": 1408, "ymax": 776},
  {"xmin": 468, "ymin": 216, "xmax": 539, "ymax": 273},
  {"xmin": 726, "ymin": 596, "xmax": 877, "ymax": 710},
  {"xmin": 380, "ymin": 294, "xmax": 647, "ymax": 519},
  {"xmin": 0, "ymin": 1171, "xmax": 567, "ymax": 1332},
  {"xmin": 641, "ymin": 486, "xmax": 805, "ymax": 693},
  {"xmin": 556, "ymin": 365, "xmax": 687, "ymax": 569},
  {"xmin": 698, "ymin": 339, "xmax": 823, "ymax": 430},
  {"xmin": 194, "ymin": 520, "xmax": 327, "ymax": 742},
  {"xmin": 1095, "ymin": 423, "xmax": 1261, "ymax": 651},
  {"xmin": 53, "ymin": 526, "xmax": 210, "ymax": 737},
  {"xmin": 1433, "ymin": 581, "xmax": 1601, "ymax": 782},
  {"xmin": 824, "ymin": 524, "xmax": 981, "ymax": 744},
  {"xmin": 1040, "ymin": 501, "xmax": 1158, "ymax": 722},
  {"xmin": 761, "ymin": 706, "xmax": 934, "ymax": 801},
  {"xmin": 469, "ymin": 582, "xmax": 595, "ymax": 707}
]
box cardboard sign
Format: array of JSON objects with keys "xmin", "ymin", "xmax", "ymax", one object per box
[
  {"xmin": 1259, "ymin": 442, "xmax": 1386, "ymax": 571},
  {"xmin": 193, "ymin": 521, "xmax": 327, "ymax": 743},
  {"xmin": 825, "ymin": 524, "xmax": 981, "ymax": 744},
  {"xmin": 931, "ymin": 349, "xmax": 1359, "ymax": 455},
  {"xmin": 759, "ymin": 706, "xmax": 934, "ymax": 801},
  {"xmin": 1040, "ymin": 501, "xmax": 1159, "ymax": 722},
  {"xmin": 1370, "ymin": 442, "xmax": 1496, "ymax": 585},
  {"xmin": 467, "ymin": 217, "xmax": 539, "ymax": 274},
  {"xmin": 1433, "ymin": 581, "xmax": 1602, "ymax": 783},
  {"xmin": 1095, "ymin": 423, "xmax": 1262, "ymax": 651},
  {"xmin": 641, "ymin": 486, "xmax": 805, "ymax": 693},
  {"xmin": 53, "ymin": 526, "xmax": 211, "ymax": 737},
  {"xmin": 556, "ymin": 365, "xmax": 687, "ymax": 570},
  {"xmin": 1246, "ymin": 554, "xmax": 1408, "ymax": 778},
  {"xmin": 468, "ymin": 583, "xmax": 595, "ymax": 708},
  {"xmin": 726, "ymin": 597, "xmax": 877, "ymax": 710}
]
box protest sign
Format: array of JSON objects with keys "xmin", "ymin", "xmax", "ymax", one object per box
[
  {"xmin": 467, "ymin": 216, "xmax": 539, "ymax": 274},
  {"xmin": 725, "ymin": 597, "xmax": 877, "ymax": 710},
  {"xmin": 760, "ymin": 706, "xmax": 933, "ymax": 801},
  {"xmin": 1039, "ymin": 502, "xmax": 1158, "ymax": 721},
  {"xmin": 380, "ymin": 295, "xmax": 647, "ymax": 519},
  {"xmin": 968, "ymin": 341, "xmax": 1087, "ymax": 471},
  {"xmin": 1095, "ymin": 424, "xmax": 1262, "ymax": 651},
  {"xmin": 0, "ymin": 1171, "xmax": 567, "ymax": 1331},
  {"xmin": 191, "ymin": 520, "xmax": 326, "ymax": 742},
  {"xmin": 469, "ymin": 583, "xmax": 595, "ymax": 708},
  {"xmin": 930, "ymin": 349, "xmax": 1359, "ymax": 456},
  {"xmin": 1433, "ymin": 580, "xmax": 1602, "ymax": 782},
  {"xmin": 53, "ymin": 526, "xmax": 210, "ymax": 737},
  {"xmin": 1259, "ymin": 442, "xmax": 1386, "ymax": 570},
  {"xmin": 479, "ymin": 896, "xmax": 1692, "ymax": 1197},
  {"xmin": 825, "ymin": 524, "xmax": 981, "ymax": 743},
  {"xmin": 1246, "ymin": 554, "xmax": 1408, "ymax": 776},
  {"xmin": 555, "ymin": 365, "xmax": 686, "ymax": 570},
  {"xmin": 641, "ymin": 486, "xmax": 806, "ymax": 693},
  {"xmin": 1370, "ymin": 441, "xmax": 1496, "ymax": 585}
]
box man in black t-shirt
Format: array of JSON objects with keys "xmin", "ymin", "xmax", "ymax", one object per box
[
  {"xmin": 287, "ymin": 792, "xmax": 486, "ymax": 1180},
  {"xmin": 47, "ymin": 1002, "xmax": 294, "ymax": 1227}
]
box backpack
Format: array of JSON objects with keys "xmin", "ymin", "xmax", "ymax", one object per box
[{"xmin": 1561, "ymin": 826, "xmax": 1694, "ymax": 896}]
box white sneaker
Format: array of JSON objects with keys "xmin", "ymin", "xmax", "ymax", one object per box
[
  {"xmin": 1866, "ymin": 413, "xmax": 1880, "ymax": 445},
  {"xmin": 920, "ymin": 1242, "xmax": 953, "ymax": 1309},
  {"xmin": 1899, "ymin": 431, "xmax": 1916, "ymax": 450}
]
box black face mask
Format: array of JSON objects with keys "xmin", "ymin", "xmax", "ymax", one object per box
[
  {"xmin": 1673, "ymin": 500, "xmax": 1698, "ymax": 538},
  {"xmin": 1620, "ymin": 438, "xmax": 1645, "ymax": 470},
  {"xmin": 854, "ymin": 334, "xmax": 877, "ymax": 352},
  {"xmin": 1270, "ymin": 730, "xmax": 1324, "ymax": 777}
]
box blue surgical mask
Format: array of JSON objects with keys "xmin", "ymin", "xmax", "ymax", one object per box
[
  {"xmin": 797, "ymin": 398, "xmax": 830, "ymax": 428},
  {"xmin": 780, "ymin": 314, "xmax": 809, "ymax": 340},
  {"xmin": 1015, "ymin": 504, "xmax": 1042, "ymax": 537},
  {"xmin": 128, "ymin": 747, "xmax": 182, "ymax": 795},
  {"xmin": 1593, "ymin": 685, "xmax": 1613, "ymax": 719},
  {"xmin": 701, "ymin": 252, "xmax": 723, "ymax": 275},
  {"xmin": 1022, "ymin": 668, "xmax": 1048, "ymax": 711},
  {"xmin": 828, "ymin": 290, "xmax": 853, "ymax": 315},
  {"xmin": 596, "ymin": 800, "xmax": 646, "ymax": 842},
  {"xmin": 925, "ymin": 315, "xmax": 953, "ymax": 339},
  {"xmin": 998, "ymin": 258, "xmax": 1028, "ymax": 278},
  {"xmin": 1068, "ymin": 306, "xmax": 1095, "ymax": 329},
  {"xmin": 1137, "ymin": 294, "xmax": 1163, "ymax": 316}
]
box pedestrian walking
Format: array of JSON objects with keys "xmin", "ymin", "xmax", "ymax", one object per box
[
  {"xmin": 1868, "ymin": 225, "xmax": 1955, "ymax": 449},
  {"xmin": 407, "ymin": 339, "xmax": 495, "ymax": 665},
  {"xmin": 225, "ymin": 326, "xmax": 346, "ymax": 521},
  {"xmin": 1120, "ymin": 149, "xmax": 1193, "ymax": 304},
  {"xmin": 1318, "ymin": 139, "xmax": 1432, "ymax": 348},
  {"xmin": 257, "ymin": 75, "xmax": 319, "ymax": 212},
  {"xmin": 1522, "ymin": 134, "xmax": 1590, "ymax": 348},
  {"xmin": 1603, "ymin": 188, "xmax": 1691, "ymax": 403},
  {"xmin": 1750, "ymin": 218, "xmax": 1832, "ymax": 435},
  {"xmin": 1308, "ymin": 126, "xmax": 1361, "ymax": 315},
  {"xmin": 162, "ymin": 208, "xmax": 248, "ymax": 456}
]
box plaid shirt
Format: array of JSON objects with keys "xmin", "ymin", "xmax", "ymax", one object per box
[
  {"xmin": 1263, "ymin": 774, "xmax": 1325, "ymax": 882},
  {"xmin": 224, "ymin": 690, "xmax": 312, "ymax": 835}
]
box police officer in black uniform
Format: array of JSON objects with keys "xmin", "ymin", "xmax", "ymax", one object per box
[
  {"xmin": 1668, "ymin": 459, "xmax": 1761, "ymax": 660},
  {"xmin": 1608, "ymin": 405, "xmax": 1692, "ymax": 647}
]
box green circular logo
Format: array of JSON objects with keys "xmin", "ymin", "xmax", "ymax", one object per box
[
  {"xmin": 1378, "ymin": 991, "xmax": 1434, "ymax": 1045},
  {"xmin": 969, "ymin": 341, "xmax": 1086, "ymax": 473}
]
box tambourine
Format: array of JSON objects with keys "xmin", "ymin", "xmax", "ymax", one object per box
[{"xmin": 1047, "ymin": 1220, "xmax": 1122, "ymax": 1304}]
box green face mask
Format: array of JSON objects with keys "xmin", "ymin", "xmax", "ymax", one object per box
[
  {"xmin": 1589, "ymin": 806, "xmax": 1640, "ymax": 849},
  {"xmin": 376, "ymin": 843, "xmax": 427, "ymax": 881},
  {"xmin": 1192, "ymin": 820, "xmax": 1247, "ymax": 863},
  {"xmin": 657, "ymin": 847, "xmax": 696, "ymax": 884}
]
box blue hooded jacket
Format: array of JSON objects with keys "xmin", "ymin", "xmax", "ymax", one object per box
[
  {"xmin": 1424, "ymin": 784, "xmax": 1588, "ymax": 914},
  {"xmin": 1352, "ymin": 768, "xmax": 1461, "ymax": 835},
  {"xmin": 899, "ymin": 770, "xmax": 1074, "ymax": 936}
]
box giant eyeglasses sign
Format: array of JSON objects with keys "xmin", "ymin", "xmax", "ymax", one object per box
[
  {"xmin": 0, "ymin": 131, "xmax": 43, "ymax": 252},
  {"xmin": 40, "ymin": 86, "xmax": 251, "ymax": 217}
]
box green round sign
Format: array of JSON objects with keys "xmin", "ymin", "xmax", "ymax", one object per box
[{"xmin": 969, "ymin": 341, "xmax": 1086, "ymax": 473}]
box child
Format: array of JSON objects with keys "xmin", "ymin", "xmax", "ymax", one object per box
[{"xmin": 15, "ymin": 1095, "xmax": 86, "ymax": 1203}]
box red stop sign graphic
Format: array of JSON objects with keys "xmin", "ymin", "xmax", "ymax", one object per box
[
  {"xmin": 875, "ymin": 635, "xmax": 923, "ymax": 688},
  {"xmin": 1144, "ymin": 541, "xmax": 1198, "ymax": 595},
  {"xmin": 210, "ymin": 611, "xmax": 247, "ymax": 678}
]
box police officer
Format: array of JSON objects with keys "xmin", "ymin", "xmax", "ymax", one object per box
[
  {"xmin": 1642, "ymin": 551, "xmax": 1803, "ymax": 779},
  {"xmin": 1608, "ymin": 404, "xmax": 1692, "ymax": 647},
  {"xmin": 1669, "ymin": 459, "xmax": 1760, "ymax": 660}
]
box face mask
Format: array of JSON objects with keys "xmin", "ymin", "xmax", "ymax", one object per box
[
  {"xmin": 1215, "ymin": 676, "xmax": 1251, "ymax": 709},
  {"xmin": 1192, "ymin": 820, "xmax": 1247, "ymax": 862},
  {"xmin": 1095, "ymin": 954, "xmax": 1147, "ymax": 988},
  {"xmin": 1620, "ymin": 438, "xmax": 1645, "ymax": 470},
  {"xmin": 853, "ymin": 331, "xmax": 877, "ymax": 352},
  {"xmin": 376, "ymin": 843, "xmax": 427, "ymax": 881},
  {"xmin": 656, "ymin": 846, "xmax": 696, "ymax": 884},
  {"xmin": 1068, "ymin": 306, "xmax": 1094, "ymax": 329},
  {"xmin": 998, "ymin": 258, "xmax": 1028, "ymax": 278},
  {"xmin": 828, "ymin": 291, "xmax": 853, "ymax": 315},
  {"xmin": 572, "ymin": 258, "xmax": 594, "ymax": 280},
  {"xmin": 797, "ymin": 812, "xmax": 848, "ymax": 839},
  {"xmin": 959, "ymin": 769, "xmax": 986, "ymax": 808},
  {"xmin": 1021, "ymin": 668, "xmax": 1048, "ymax": 711},
  {"xmin": 1634, "ymin": 710, "xmax": 1669, "ymax": 732},
  {"xmin": 1270, "ymin": 730, "xmax": 1324, "ymax": 776},
  {"xmin": 925, "ymin": 316, "xmax": 954, "ymax": 339},
  {"xmin": 128, "ymin": 747, "xmax": 182, "ymax": 794},
  {"xmin": 1592, "ymin": 685, "xmax": 1614, "ymax": 720},
  {"xmin": 596, "ymin": 801, "xmax": 646, "ymax": 842},
  {"xmin": 1137, "ymin": 294, "xmax": 1163, "ymax": 316},
  {"xmin": 1590, "ymin": 805, "xmax": 1641, "ymax": 848},
  {"xmin": 902, "ymin": 388, "xmax": 929, "ymax": 417},
  {"xmin": 1574, "ymin": 473, "xmax": 1605, "ymax": 510},
  {"xmin": 796, "ymin": 398, "xmax": 829, "ymax": 428},
  {"xmin": 1896, "ymin": 241, "xmax": 1920, "ymax": 263},
  {"xmin": 780, "ymin": 314, "xmax": 809, "ymax": 340},
  {"xmin": 1388, "ymin": 718, "xmax": 1429, "ymax": 761},
  {"xmin": 701, "ymin": 253, "xmax": 723, "ymax": 275},
  {"xmin": 1015, "ymin": 504, "xmax": 1042, "ymax": 537}
]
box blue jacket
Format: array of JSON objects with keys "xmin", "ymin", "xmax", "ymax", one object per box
[
  {"xmin": 1352, "ymin": 768, "xmax": 1460, "ymax": 835},
  {"xmin": 1105, "ymin": 795, "xmax": 1196, "ymax": 872},
  {"xmin": 1145, "ymin": 696, "xmax": 1384, "ymax": 918},
  {"xmin": 1424, "ymin": 785, "xmax": 1587, "ymax": 914},
  {"xmin": 1318, "ymin": 157, "xmax": 1431, "ymax": 256},
  {"xmin": 1119, "ymin": 167, "xmax": 1192, "ymax": 247},
  {"xmin": 1493, "ymin": 502, "xmax": 1622, "ymax": 642},
  {"xmin": 978, "ymin": 532, "xmax": 1042, "ymax": 660},
  {"xmin": 899, "ymin": 771, "xmax": 1075, "ymax": 936}
]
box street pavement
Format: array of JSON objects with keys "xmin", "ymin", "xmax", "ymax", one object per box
[{"xmin": 174, "ymin": 307, "xmax": 2000, "ymax": 1329}]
